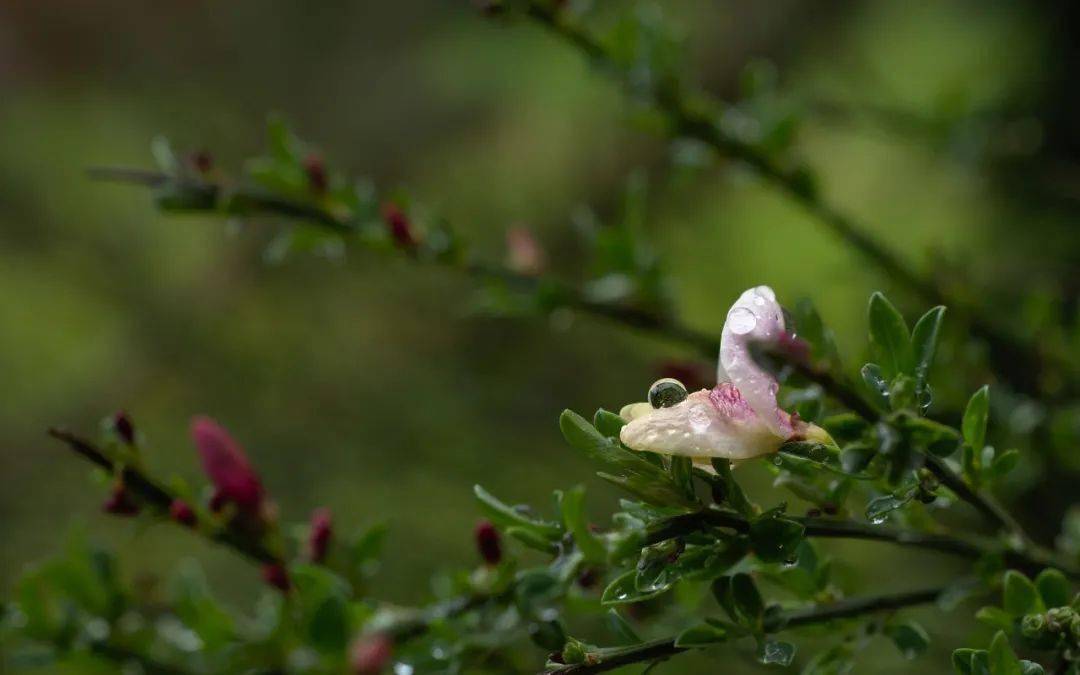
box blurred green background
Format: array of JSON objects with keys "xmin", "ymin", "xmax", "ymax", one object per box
[{"xmin": 2, "ymin": 1, "xmax": 1077, "ymax": 672}]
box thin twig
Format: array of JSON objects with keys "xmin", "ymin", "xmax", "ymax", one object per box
[{"xmin": 545, "ymin": 586, "xmax": 946, "ymax": 674}]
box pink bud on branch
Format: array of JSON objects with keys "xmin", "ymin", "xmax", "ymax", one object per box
[
  {"xmin": 308, "ymin": 507, "xmax": 333, "ymax": 563},
  {"xmin": 189, "ymin": 150, "xmax": 213, "ymax": 174},
  {"xmin": 169, "ymin": 499, "xmax": 196, "ymax": 527},
  {"xmin": 474, "ymin": 519, "xmax": 502, "ymax": 565},
  {"xmin": 190, "ymin": 416, "xmax": 264, "ymax": 514},
  {"xmin": 350, "ymin": 633, "xmax": 393, "ymax": 674},
  {"xmin": 304, "ymin": 153, "xmax": 328, "ymax": 194},
  {"xmin": 112, "ymin": 410, "xmax": 135, "ymax": 445},
  {"xmin": 261, "ymin": 562, "xmax": 291, "ymax": 592},
  {"xmin": 381, "ymin": 203, "xmax": 417, "ymax": 250},
  {"xmin": 103, "ymin": 483, "xmax": 139, "ymax": 516}
]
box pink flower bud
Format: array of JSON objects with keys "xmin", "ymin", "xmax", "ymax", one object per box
[
  {"xmin": 169, "ymin": 499, "xmax": 196, "ymax": 527},
  {"xmin": 303, "ymin": 154, "xmax": 328, "ymax": 194},
  {"xmin": 308, "ymin": 507, "xmax": 333, "ymax": 563},
  {"xmin": 189, "ymin": 150, "xmax": 213, "ymax": 174},
  {"xmin": 261, "ymin": 563, "xmax": 291, "ymax": 592},
  {"xmin": 381, "ymin": 203, "xmax": 417, "ymax": 249},
  {"xmin": 190, "ymin": 416, "xmax": 264, "ymax": 514},
  {"xmin": 474, "ymin": 519, "xmax": 501, "ymax": 565},
  {"xmin": 103, "ymin": 483, "xmax": 139, "ymax": 516},
  {"xmin": 112, "ymin": 411, "xmax": 135, "ymax": 445},
  {"xmin": 350, "ymin": 634, "xmax": 393, "ymax": 674},
  {"xmin": 505, "ymin": 227, "xmax": 546, "ymax": 275}
]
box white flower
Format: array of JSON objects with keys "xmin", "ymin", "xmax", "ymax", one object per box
[{"xmin": 619, "ymin": 285, "xmax": 833, "ymax": 464}]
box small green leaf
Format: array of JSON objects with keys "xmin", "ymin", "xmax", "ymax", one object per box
[
  {"xmin": 560, "ymin": 485, "xmax": 606, "ymax": 564},
  {"xmin": 865, "ymin": 488, "xmax": 915, "ymax": 523},
  {"xmin": 731, "ymin": 573, "xmax": 764, "ymax": 626},
  {"xmin": 1002, "ymin": 571, "xmax": 1040, "ymax": 616},
  {"xmin": 1034, "ymin": 568, "xmax": 1070, "ymax": 608},
  {"xmin": 988, "ymin": 630, "xmax": 1022, "ymax": 675},
  {"xmin": 886, "ymin": 620, "xmax": 930, "ymax": 659},
  {"xmin": 861, "ymin": 363, "xmax": 891, "ymax": 409},
  {"xmin": 749, "ymin": 516, "xmax": 805, "ymax": 563},
  {"xmin": 606, "ymin": 609, "xmax": 642, "ymax": 645},
  {"xmin": 506, "ymin": 526, "xmax": 559, "ymax": 554},
  {"xmin": 711, "ymin": 458, "xmax": 754, "ymax": 517},
  {"xmin": 473, "ymin": 485, "xmax": 561, "ymax": 539},
  {"xmin": 975, "ymin": 606, "xmax": 1014, "ymax": 631},
  {"xmin": 952, "ymin": 649, "xmax": 978, "ymax": 675},
  {"xmin": 989, "ymin": 450, "xmax": 1020, "ymax": 479},
  {"xmin": 601, "ymin": 569, "xmax": 668, "ymax": 605},
  {"xmin": 669, "ymin": 455, "xmax": 696, "ymax": 502},
  {"xmin": 757, "ymin": 639, "xmax": 796, "ymax": 666},
  {"xmin": 963, "ymin": 386, "xmax": 990, "ymax": 450},
  {"xmin": 911, "ymin": 306, "xmax": 946, "ymax": 392},
  {"xmin": 593, "ymin": 409, "xmax": 627, "ymax": 438},
  {"xmin": 868, "ymin": 292, "xmax": 913, "ymax": 379},
  {"xmin": 674, "ymin": 622, "xmax": 728, "ymax": 648},
  {"xmin": 308, "ymin": 595, "xmax": 348, "ymax": 653}
]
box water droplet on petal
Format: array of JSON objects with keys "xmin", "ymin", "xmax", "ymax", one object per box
[{"xmin": 727, "ymin": 307, "xmax": 757, "ymax": 335}]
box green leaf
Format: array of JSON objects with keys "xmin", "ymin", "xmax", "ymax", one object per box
[
  {"xmin": 1034, "ymin": 568, "xmax": 1070, "ymax": 608},
  {"xmin": 975, "ymin": 606, "xmax": 1014, "ymax": 631},
  {"xmin": 669, "ymin": 455, "xmax": 696, "ymax": 502},
  {"xmin": 711, "ymin": 458, "xmax": 754, "ymax": 517},
  {"xmin": 868, "ymin": 292, "xmax": 913, "ymax": 379},
  {"xmin": 963, "ymin": 386, "xmax": 990, "ymax": 450},
  {"xmin": 988, "ymin": 630, "xmax": 1022, "ymax": 675},
  {"xmin": 560, "ymin": 410, "xmax": 631, "ymax": 466},
  {"xmin": 712, "ymin": 576, "xmax": 739, "ymax": 623},
  {"xmin": 731, "ymin": 573, "xmax": 764, "ymax": 626},
  {"xmin": 749, "ymin": 516, "xmax": 805, "ymax": 563},
  {"xmin": 594, "ymin": 409, "xmax": 627, "ymax": 438},
  {"xmin": 861, "ymin": 363, "xmax": 891, "ymax": 410},
  {"xmin": 885, "ymin": 620, "xmax": 930, "ymax": 659},
  {"xmin": 989, "ymin": 450, "xmax": 1020, "ymax": 479},
  {"xmin": 506, "ymin": 526, "xmax": 559, "ymax": 554},
  {"xmin": 757, "ymin": 639, "xmax": 796, "ymax": 666},
  {"xmin": 1003, "ymin": 571, "xmax": 1040, "ymax": 616},
  {"xmin": 606, "ymin": 609, "xmax": 642, "ymax": 644},
  {"xmin": 865, "ymin": 488, "xmax": 915, "ymax": 523},
  {"xmin": 601, "ymin": 569, "xmax": 668, "ymax": 605},
  {"xmin": 911, "ymin": 306, "xmax": 946, "ymax": 392},
  {"xmin": 560, "ymin": 485, "xmax": 607, "ymax": 564},
  {"xmin": 674, "ymin": 622, "xmax": 728, "ymax": 648},
  {"xmin": 473, "ymin": 485, "xmax": 561, "ymax": 539},
  {"xmin": 953, "ymin": 649, "xmax": 978, "ymax": 675},
  {"xmin": 308, "ymin": 595, "xmax": 348, "ymax": 653}
]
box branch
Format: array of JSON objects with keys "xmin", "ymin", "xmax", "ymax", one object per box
[
  {"xmin": 545, "ymin": 586, "xmax": 946, "ymax": 674},
  {"xmin": 520, "ymin": 2, "xmax": 1073, "ymax": 401},
  {"xmin": 645, "ymin": 506, "xmax": 1078, "ymax": 580},
  {"xmin": 47, "ymin": 428, "xmax": 282, "ymax": 566}
]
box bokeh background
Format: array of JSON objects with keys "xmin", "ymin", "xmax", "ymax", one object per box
[{"xmin": 3, "ymin": 1, "xmax": 1079, "ymax": 672}]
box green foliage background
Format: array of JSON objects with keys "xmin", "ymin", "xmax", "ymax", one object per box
[{"xmin": 1, "ymin": 2, "xmax": 1075, "ymax": 672}]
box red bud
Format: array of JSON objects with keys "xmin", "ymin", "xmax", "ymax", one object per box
[
  {"xmin": 169, "ymin": 499, "xmax": 196, "ymax": 527},
  {"xmin": 350, "ymin": 633, "xmax": 393, "ymax": 675},
  {"xmin": 103, "ymin": 483, "xmax": 139, "ymax": 516},
  {"xmin": 261, "ymin": 563, "xmax": 291, "ymax": 592},
  {"xmin": 308, "ymin": 507, "xmax": 333, "ymax": 563},
  {"xmin": 474, "ymin": 519, "xmax": 502, "ymax": 565},
  {"xmin": 190, "ymin": 150, "xmax": 213, "ymax": 174},
  {"xmin": 112, "ymin": 411, "xmax": 135, "ymax": 445},
  {"xmin": 303, "ymin": 153, "xmax": 328, "ymax": 194},
  {"xmin": 190, "ymin": 416, "xmax": 264, "ymax": 514},
  {"xmin": 381, "ymin": 203, "xmax": 417, "ymax": 249}
]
